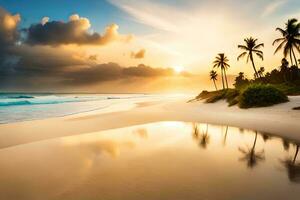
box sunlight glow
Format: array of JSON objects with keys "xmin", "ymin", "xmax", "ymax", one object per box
[{"xmin": 174, "ymin": 66, "xmax": 184, "ymax": 73}]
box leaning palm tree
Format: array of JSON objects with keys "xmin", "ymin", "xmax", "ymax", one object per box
[
  {"xmin": 237, "ymin": 37, "xmax": 264, "ymax": 79},
  {"xmin": 213, "ymin": 53, "xmax": 230, "ymax": 89},
  {"xmin": 273, "ymin": 18, "xmax": 300, "ymax": 67},
  {"xmin": 209, "ymin": 70, "xmax": 218, "ymax": 90}
]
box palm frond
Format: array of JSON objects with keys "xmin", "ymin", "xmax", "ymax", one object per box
[
  {"xmin": 237, "ymin": 52, "xmax": 247, "ymax": 61},
  {"xmin": 255, "ymin": 52, "xmax": 264, "ymax": 60},
  {"xmin": 272, "ymin": 37, "xmax": 285, "ymax": 45},
  {"xmin": 254, "ymin": 43, "xmax": 264, "ymax": 49},
  {"xmin": 274, "ymin": 40, "xmax": 286, "ymax": 55},
  {"xmin": 253, "ymin": 50, "xmax": 263, "ymax": 54},
  {"xmin": 238, "ymin": 45, "xmax": 248, "ymax": 51},
  {"xmin": 246, "ymin": 54, "xmax": 250, "ymax": 63},
  {"xmin": 276, "ymin": 27, "xmax": 287, "ymax": 36}
]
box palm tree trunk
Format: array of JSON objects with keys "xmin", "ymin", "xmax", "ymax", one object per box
[
  {"xmin": 293, "ymin": 145, "xmax": 299, "ymax": 164},
  {"xmin": 252, "ymin": 132, "xmax": 258, "ymax": 150},
  {"xmin": 250, "ymin": 53, "xmax": 259, "ymax": 78},
  {"xmin": 223, "ymin": 68, "xmax": 229, "ymax": 89},
  {"xmin": 220, "ymin": 69, "xmax": 225, "ymax": 90},
  {"xmin": 213, "ymin": 80, "xmax": 218, "ymax": 91},
  {"xmin": 291, "ymin": 47, "xmax": 298, "ymax": 67},
  {"xmin": 290, "ymin": 50, "xmax": 294, "ymax": 66}
]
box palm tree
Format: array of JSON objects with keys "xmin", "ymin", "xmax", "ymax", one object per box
[
  {"xmin": 238, "ymin": 131, "xmax": 265, "ymax": 168},
  {"xmin": 273, "ymin": 18, "xmax": 300, "ymax": 67},
  {"xmin": 237, "ymin": 37, "xmax": 264, "ymax": 79},
  {"xmin": 213, "ymin": 53, "xmax": 230, "ymax": 89},
  {"xmin": 257, "ymin": 67, "xmax": 265, "ymax": 77},
  {"xmin": 209, "ymin": 70, "xmax": 218, "ymax": 90}
]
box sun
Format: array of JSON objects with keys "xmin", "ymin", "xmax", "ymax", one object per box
[{"xmin": 174, "ymin": 66, "xmax": 184, "ymax": 73}]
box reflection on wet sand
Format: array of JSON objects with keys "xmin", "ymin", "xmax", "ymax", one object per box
[
  {"xmin": 0, "ymin": 121, "xmax": 300, "ymax": 200},
  {"xmin": 192, "ymin": 123, "xmax": 210, "ymax": 149},
  {"xmin": 132, "ymin": 128, "xmax": 148, "ymax": 139},
  {"xmin": 282, "ymin": 144, "xmax": 300, "ymax": 183},
  {"xmin": 238, "ymin": 131, "xmax": 265, "ymax": 168}
]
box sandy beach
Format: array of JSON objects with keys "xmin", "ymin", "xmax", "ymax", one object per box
[{"xmin": 1, "ymin": 95, "xmax": 300, "ymax": 149}]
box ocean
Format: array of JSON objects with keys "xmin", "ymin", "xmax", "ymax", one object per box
[{"xmin": 0, "ymin": 93, "xmax": 172, "ymax": 124}]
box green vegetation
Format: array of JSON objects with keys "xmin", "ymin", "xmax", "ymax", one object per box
[
  {"xmin": 196, "ymin": 89, "xmax": 240, "ymax": 106},
  {"xmin": 239, "ymin": 84, "xmax": 288, "ymax": 108},
  {"xmin": 196, "ymin": 84, "xmax": 288, "ymax": 108},
  {"xmin": 198, "ymin": 18, "xmax": 300, "ymax": 109}
]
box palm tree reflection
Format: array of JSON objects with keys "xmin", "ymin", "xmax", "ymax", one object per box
[
  {"xmin": 282, "ymin": 144, "xmax": 300, "ymax": 183},
  {"xmin": 199, "ymin": 124, "xmax": 210, "ymax": 149},
  {"xmin": 192, "ymin": 123, "xmax": 210, "ymax": 149},
  {"xmin": 223, "ymin": 126, "xmax": 228, "ymax": 146},
  {"xmin": 261, "ymin": 132, "xmax": 272, "ymax": 143},
  {"xmin": 282, "ymin": 138, "xmax": 290, "ymax": 151},
  {"xmin": 192, "ymin": 123, "xmax": 200, "ymax": 140},
  {"xmin": 238, "ymin": 131, "xmax": 265, "ymax": 168}
]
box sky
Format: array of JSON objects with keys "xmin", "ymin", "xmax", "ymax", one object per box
[{"xmin": 0, "ymin": 0, "xmax": 300, "ymax": 92}]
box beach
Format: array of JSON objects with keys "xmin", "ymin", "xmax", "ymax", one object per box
[
  {"xmin": 1, "ymin": 95, "xmax": 300, "ymax": 200},
  {"xmin": 1, "ymin": 95, "xmax": 300, "ymax": 149}
]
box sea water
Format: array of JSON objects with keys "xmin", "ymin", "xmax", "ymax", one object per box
[{"xmin": 0, "ymin": 93, "xmax": 171, "ymax": 124}]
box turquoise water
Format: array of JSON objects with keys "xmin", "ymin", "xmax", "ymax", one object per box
[{"xmin": 0, "ymin": 93, "xmax": 161, "ymax": 123}]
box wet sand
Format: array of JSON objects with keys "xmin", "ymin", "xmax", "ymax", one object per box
[
  {"xmin": 0, "ymin": 96, "xmax": 300, "ymax": 149},
  {"xmin": 0, "ymin": 122, "xmax": 300, "ymax": 200}
]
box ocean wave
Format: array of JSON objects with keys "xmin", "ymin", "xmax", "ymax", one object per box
[
  {"xmin": 0, "ymin": 99, "xmax": 90, "ymax": 107},
  {"xmin": 10, "ymin": 95, "xmax": 35, "ymax": 99},
  {"xmin": 0, "ymin": 94, "xmax": 149, "ymax": 107},
  {"xmin": 0, "ymin": 100, "xmax": 32, "ymax": 106}
]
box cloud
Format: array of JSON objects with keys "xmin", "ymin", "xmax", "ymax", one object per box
[
  {"xmin": 261, "ymin": 0, "xmax": 287, "ymax": 17},
  {"xmin": 88, "ymin": 54, "xmax": 98, "ymax": 61},
  {"xmin": 108, "ymin": 0, "xmax": 184, "ymax": 32},
  {"xmin": 131, "ymin": 48, "xmax": 146, "ymax": 59},
  {"xmin": 25, "ymin": 14, "xmax": 133, "ymax": 46},
  {"xmin": 0, "ymin": 7, "xmax": 181, "ymax": 91},
  {"xmin": 0, "ymin": 7, "xmax": 20, "ymax": 46},
  {"xmin": 63, "ymin": 63, "xmax": 175, "ymax": 85},
  {"xmin": 41, "ymin": 16, "xmax": 49, "ymax": 25}
]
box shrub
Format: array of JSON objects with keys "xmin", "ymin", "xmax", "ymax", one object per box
[
  {"xmin": 225, "ymin": 89, "xmax": 240, "ymax": 106},
  {"xmin": 239, "ymin": 84, "xmax": 288, "ymax": 108}
]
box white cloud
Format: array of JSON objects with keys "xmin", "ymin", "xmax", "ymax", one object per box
[
  {"xmin": 261, "ymin": 0, "xmax": 287, "ymax": 18},
  {"xmin": 41, "ymin": 16, "xmax": 49, "ymax": 25}
]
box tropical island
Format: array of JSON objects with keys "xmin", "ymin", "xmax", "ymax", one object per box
[{"xmin": 194, "ymin": 18, "xmax": 300, "ymax": 109}]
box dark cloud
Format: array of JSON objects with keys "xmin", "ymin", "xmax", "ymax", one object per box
[
  {"xmin": 0, "ymin": 7, "xmax": 185, "ymax": 92},
  {"xmin": 63, "ymin": 63, "xmax": 175, "ymax": 85},
  {"xmin": 123, "ymin": 64, "xmax": 173, "ymax": 77},
  {"xmin": 131, "ymin": 49, "xmax": 146, "ymax": 59},
  {"xmin": 25, "ymin": 14, "xmax": 133, "ymax": 46}
]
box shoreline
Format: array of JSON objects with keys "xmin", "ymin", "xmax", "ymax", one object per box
[{"xmin": 0, "ymin": 96, "xmax": 300, "ymax": 149}]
